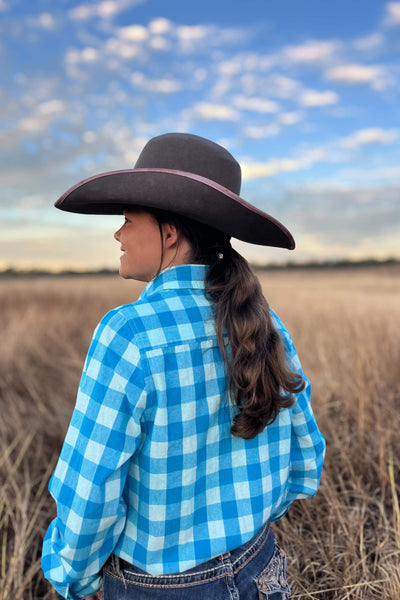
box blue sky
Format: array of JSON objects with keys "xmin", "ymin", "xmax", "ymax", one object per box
[{"xmin": 1, "ymin": 0, "xmax": 399, "ymax": 270}]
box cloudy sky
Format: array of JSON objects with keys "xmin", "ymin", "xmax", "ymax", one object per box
[{"xmin": 1, "ymin": 0, "xmax": 400, "ymax": 270}]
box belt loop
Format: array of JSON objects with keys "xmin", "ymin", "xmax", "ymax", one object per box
[
  {"xmin": 112, "ymin": 554, "xmax": 122, "ymax": 574},
  {"xmin": 218, "ymin": 551, "xmax": 231, "ymax": 563},
  {"xmin": 111, "ymin": 554, "xmax": 128, "ymax": 589}
]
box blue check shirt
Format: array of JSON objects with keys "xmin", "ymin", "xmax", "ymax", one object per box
[{"xmin": 42, "ymin": 264, "xmax": 325, "ymax": 599}]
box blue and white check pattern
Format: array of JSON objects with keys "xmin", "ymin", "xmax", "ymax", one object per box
[{"xmin": 42, "ymin": 264, "xmax": 325, "ymax": 600}]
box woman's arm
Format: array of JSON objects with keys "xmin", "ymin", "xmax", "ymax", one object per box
[
  {"xmin": 270, "ymin": 310, "xmax": 326, "ymax": 518},
  {"xmin": 42, "ymin": 309, "xmax": 147, "ymax": 600}
]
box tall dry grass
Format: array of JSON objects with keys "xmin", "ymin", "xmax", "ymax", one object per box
[{"xmin": 0, "ymin": 267, "xmax": 399, "ymax": 599}]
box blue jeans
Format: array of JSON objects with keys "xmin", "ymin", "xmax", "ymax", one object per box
[{"xmin": 103, "ymin": 521, "xmax": 290, "ymax": 599}]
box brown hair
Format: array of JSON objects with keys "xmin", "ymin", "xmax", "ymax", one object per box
[{"xmin": 150, "ymin": 208, "xmax": 305, "ymax": 440}]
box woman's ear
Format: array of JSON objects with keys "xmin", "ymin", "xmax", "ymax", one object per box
[{"xmin": 161, "ymin": 223, "xmax": 179, "ymax": 249}]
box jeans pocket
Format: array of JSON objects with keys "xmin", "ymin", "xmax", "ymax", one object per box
[{"xmin": 255, "ymin": 543, "xmax": 291, "ymax": 598}]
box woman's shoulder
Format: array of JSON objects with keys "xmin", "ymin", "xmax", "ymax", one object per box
[
  {"xmin": 269, "ymin": 308, "xmax": 287, "ymax": 334},
  {"xmin": 93, "ymin": 301, "xmax": 144, "ymax": 340},
  {"xmin": 269, "ymin": 308, "xmax": 297, "ymax": 355},
  {"xmin": 95, "ymin": 294, "xmax": 166, "ymax": 338}
]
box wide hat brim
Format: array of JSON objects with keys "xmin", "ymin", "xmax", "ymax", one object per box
[{"xmin": 55, "ymin": 167, "xmax": 295, "ymax": 249}]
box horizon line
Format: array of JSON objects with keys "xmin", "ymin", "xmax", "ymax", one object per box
[{"xmin": 1, "ymin": 257, "xmax": 399, "ymax": 278}]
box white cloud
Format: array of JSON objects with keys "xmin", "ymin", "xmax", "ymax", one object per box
[
  {"xmin": 221, "ymin": 53, "xmax": 275, "ymax": 75},
  {"xmin": 278, "ymin": 111, "xmax": 304, "ymax": 126},
  {"xmin": 105, "ymin": 37, "xmax": 142, "ymax": 59},
  {"xmin": 243, "ymin": 124, "xmax": 281, "ymax": 139},
  {"xmin": 69, "ymin": 3, "xmax": 92, "ymax": 20},
  {"xmin": 176, "ymin": 25, "xmax": 210, "ymax": 42},
  {"xmin": 130, "ymin": 72, "xmax": 181, "ymax": 93},
  {"xmin": 37, "ymin": 100, "xmax": 65, "ymax": 115},
  {"xmin": 69, "ymin": 0, "xmax": 143, "ymax": 21},
  {"xmin": 149, "ymin": 36, "xmax": 171, "ymax": 51},
  {"xmin": 299, "ymin": 89, "xmax": 339, "ymax": 107},
  {"xmin": 194, "ymin": 68, "xmax": 208, "ymax": 83},
  {"xmin": 341, "ymin": 128, "xmax": 399, "ymax": 148},
  {"xmin": 266, "ymin": 75, "xmax": 301, "ymax": 99},
  {"xmin": 188, "ymin": 102, "xmax": 240, "ymax": 121},
  {"xmin": 149, "ymin": 18, "xmax": 172, "ymax": 35},
  {"xmin": 94, "ymin": 2, "xmax": 119, "ymax": 20},
  {"xmin": 282, "ymin": 40, "xmax": 339, "ymax": 64},
  {"xmin": 31, "ymin": 13, "xmax": 57, "ymax": 30},
  {"xmin": 174, "ymin": 25, "xmax": 248, "ymax": 54},
  {"xmin": 176, "ymin": 25, "xmax": 212, "ymax": 52},
  {"xmin": 81, "ymin": 47, "xmax": 100, "ymax": 62},
  {"xmin": 354, "ymin": 33, "xmax": 384, "ymax": 51},
  {"xmin": 118, "ymin": 24, "xmax": 148, "ymax": 42},
  {"xmin": 218, "ymin": 58, "xmax": 245, "ymax": 77},
  {"xmin": 19, "ymin": 194, "xmax": 44, "ymax": 210},
  {"xmin": 83, "ymin": 131, "xmax": 97, "ymax": 144},
  {"xmin": 340, "ymin": 165, "xmax": 400, "ymax": 182},
  {"xmin": 18, "ymin": 100, "xmax": 66, "ymax": 134},
  {"xmin": 65, "ymin": 46, "xmax": 101, "ymax": 67},
  {"xmin": 243, "ymin": 111, "xmax": 304, "ymax": 139},
  {"xmin": 242, "ymin": 159, "xmax": 298, "ymax": 179},
  {"xmin": 241, "ymin": 148, "xmax": 327, "ymax": 179},
  {"xmin": 383, "ymin": 2, "xmax": 400, "ymax": 26},
  {"xmin": 211, "ymin": 74, "xmax": 235, "ymax": 100},
  {"xmin": 99, "ymin": 24, "xmax": 150, "ymax": 61},
  {"xmin": 232, "ymin": 95, "xmax": 280, "ymax": 113},
  {"xmin": 211, "ymin": 68, "xmax": 297, "ymax": 103},
  {"xmin": 325, "ymin": 63, "xmax": 390, "ymax": 90},
  {"xmin": 65, "ymin": 48, "xmax": 81, "ymax": 65}
]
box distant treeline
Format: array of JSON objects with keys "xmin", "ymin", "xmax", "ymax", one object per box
[
  {"xmin": 254, "ymin": 257, "xmax": 400, "ymax": 272},
  {"xmin": 1, "ymin": 258, "xmax": 399, "ymax": 279},
  {"xmin": 0, "ymin": 267, "xmax": 119, "ymax": 279}
]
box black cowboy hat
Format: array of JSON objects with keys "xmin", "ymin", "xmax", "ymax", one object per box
[{"xmin": 55, "ymin": 132, "xmax": 295, "ymax": 249}]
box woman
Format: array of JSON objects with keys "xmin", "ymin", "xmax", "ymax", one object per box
[{"xmin": 42, "ymin": 133, "xmax": 325, "ymax": 600}]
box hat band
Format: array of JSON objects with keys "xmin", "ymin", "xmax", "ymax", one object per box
[{"xmin": 134, "ymin": 167, "xmax": 238, "ymax": 197}]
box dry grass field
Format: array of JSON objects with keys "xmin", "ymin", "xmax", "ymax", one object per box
[{"xmin": 0, "ymin": 265, "xmax": 399, "ymax": 599}]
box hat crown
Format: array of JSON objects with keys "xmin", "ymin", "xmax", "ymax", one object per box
[{"xmin": 134, "ymin": 133, "xmax": 241, "ymax": 195}]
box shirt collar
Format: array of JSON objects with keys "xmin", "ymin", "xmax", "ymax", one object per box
[{"xmin": 139, "ymin": 264, "xmax": 208, "ymax": 300}]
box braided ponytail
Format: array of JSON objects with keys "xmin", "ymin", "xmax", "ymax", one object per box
[{"xmin": 205, "ymin": 246, "xmax": 304, "ymax": 439}]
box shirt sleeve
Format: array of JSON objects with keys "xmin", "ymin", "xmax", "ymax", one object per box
[
  {"xmin": 270, "ymin": 311, "xmax": 326, "ymax": 520},
  {"xmin": 41, "ymin": 309, "xmax": 147, "ymax": 600}
]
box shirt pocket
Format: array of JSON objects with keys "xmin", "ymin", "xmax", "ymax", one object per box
[{"xmin": 255, "ymin": 543, "xmax": 291, "ymax": 598}]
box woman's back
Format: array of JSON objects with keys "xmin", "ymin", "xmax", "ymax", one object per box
[{"xmin": 46, "ymin": 264, "xmax": 324, "ymax": 584}]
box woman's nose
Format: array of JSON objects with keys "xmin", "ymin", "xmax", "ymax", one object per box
[{"xmin": 114, "ymin": 228, "xmax": 121, "ymax": 241}]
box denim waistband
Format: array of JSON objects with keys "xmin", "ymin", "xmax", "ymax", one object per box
[
  {"xmin": 112, "ymin": 520, "xmax": 272, "ymax": 583},
  {"xmin": 215, "ymin": 520, "xmax": 272, "ymax": 571}
]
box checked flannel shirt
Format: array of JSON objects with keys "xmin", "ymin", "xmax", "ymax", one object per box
[{"xmin": 42, "ymin": 264, "xmax": 325, "ymax": 600}]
